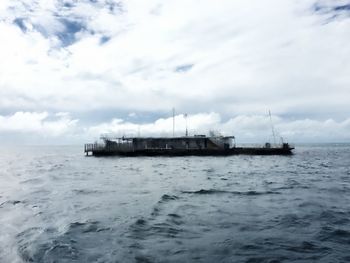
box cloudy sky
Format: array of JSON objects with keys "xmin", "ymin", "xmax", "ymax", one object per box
[{"xmin": 0, "ymin": 0, "xmax": 349, "ymax": 144}]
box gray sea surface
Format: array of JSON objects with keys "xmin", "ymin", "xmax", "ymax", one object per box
[{"xmin": 0, "ymin": 144, "xmax": 350, "ymax": 262}]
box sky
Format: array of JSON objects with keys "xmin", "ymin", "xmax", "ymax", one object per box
[{"xmin": 0, "ymin": 0, "xmax": 350, "ymax": 144}]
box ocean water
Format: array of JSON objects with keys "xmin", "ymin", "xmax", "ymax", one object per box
[{"xmin": 0, "ymin": 144, "xmax": 350, "ymax": 263}]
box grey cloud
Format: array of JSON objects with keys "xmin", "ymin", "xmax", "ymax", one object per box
[
  {"xmin": 63, "ymin": 1, "xmax": 75, "ymax": 8},
  {"xmin": 313, "ymin": 2, "xmax": 350, "ymax": 13},
  {"xmin": 105, "ymin": 1, "xmax": 124, "ymax": 14},
  {"xmin": 13, "ymin": 18, "xmax": 27, "ymax": 32},
  {"xmin": 175, "ymin": 64, "xmax": 194, "ymax": 73},
  {"xmin": 312, "ymin": 1, "xmax": 350, "ymax": 21},
  {"xmin": 99, "ymin": 35, "xmax": 111, "ymax": 44},
  {"xmin": 60, "ymin": 0, "xmax": 124, "ymax": 14},
  {"xmin": 334, "ymin": 4, "xmax": 350, "ymax": 11}
]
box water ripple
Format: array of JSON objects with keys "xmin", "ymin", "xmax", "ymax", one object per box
[{"xmin": 0, "ymin": 145, "xmax": 350, "ymax": 262}]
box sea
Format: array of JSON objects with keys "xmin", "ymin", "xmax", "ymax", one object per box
[{"xmin": 0, "ymin": 144, "xmax": 350, "ymax": 263}]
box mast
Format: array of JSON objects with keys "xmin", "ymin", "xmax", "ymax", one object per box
[
  {"xmin": 172, "ymin": 108, "xmax": 175, "ymax": 137},
  {"xmin": 269, "ymin": 110, "xmax": 276, "ymax": 145}
]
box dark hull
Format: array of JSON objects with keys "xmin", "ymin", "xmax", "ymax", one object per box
[{"xmin": 90, "ymin": 147, "xmax": 294, "ymax": 157}]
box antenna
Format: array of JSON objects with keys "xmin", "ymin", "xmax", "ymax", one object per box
[
  {"xmin": 269, "ymin": 110, "xmax": 276, "ymax": 145},
  {"xmin": 185, "ymin": 113, "xmax": 188, "ymax": 136},
  {"xmin": 172, "ymin": 108, "xmax": 175, "ymax": 137}
]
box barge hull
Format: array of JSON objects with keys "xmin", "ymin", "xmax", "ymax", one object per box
[{"xmin": 89, "ymin": 147, "xmax": 294, "ymax": 157}]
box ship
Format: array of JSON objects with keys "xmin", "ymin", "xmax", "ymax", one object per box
[{"xmin": 84, "ymin": 135, "xmax": 294, "ymax": 156}]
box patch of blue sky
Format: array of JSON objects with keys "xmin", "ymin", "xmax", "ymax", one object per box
[{"xmin": 58, "ymin": 18, "xmax": 85, "ymax": 46}]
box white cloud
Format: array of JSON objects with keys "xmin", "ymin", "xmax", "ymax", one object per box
[
  {"xmin": 0, "ymin": 0, "xmax": 349, "ymax": 143},
  {"xmin": 88, "ymin": 112, "xmax": 221, "ymax": 138},
  {"xmin": 0, "ymin": 111, "xmax": 78, "ymax": 137},
  {"xmin": 88, "ymin": 113, "xmax": 350, "ymax": 143},
  {"xmin": 0, "ymin": 111, "xmax": 348, "ymax": 143}
]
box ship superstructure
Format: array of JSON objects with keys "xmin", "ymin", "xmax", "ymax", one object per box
[{"xmin": 84, "ymin": 135, "xmax": 293, "ymax": 156}]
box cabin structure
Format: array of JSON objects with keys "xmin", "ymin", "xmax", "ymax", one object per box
[{"xmin": 84, "ymin": 135, "xmax": 236, "ymax": 156}]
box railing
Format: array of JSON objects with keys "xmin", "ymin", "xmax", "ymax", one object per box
[
  {"xmin": 84, "ymin": 143, "xmax": 105, "ymax": 152},
  {"xmin": 84, "ymin": 143, "xmax": 134, "ymax": 154}
]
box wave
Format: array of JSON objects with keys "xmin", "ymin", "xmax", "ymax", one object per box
[
  {"xmin": 317, "ymin": 226, "xmax": 350, "ymax": 243},
  {"xmin": 159, "ymin": 194, "xmax": 179, "ymax": 202},
  {"xmin": 0, "ymin": 199, "xmax": 23, "ymax": 207},
  {"xmin": 181, "ymin": 189, "xmax": 281, "ymax": 195},
  {"xmin": 16, "ymin": 220, "xmax": 112, "ymax": 262}
]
